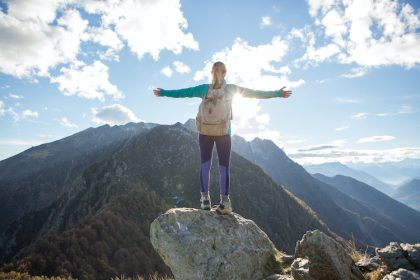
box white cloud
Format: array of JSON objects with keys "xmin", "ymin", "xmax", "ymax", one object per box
[
  {"xmin": 260, "ymin": 16, "xmax": 272, "ymax": 27},
  {"xmin": 92, "ymin": 104, "xmax": 140, "ymax": 125},
  {"xmin": 0, "ymin": 101, "xmax": 4, "ymax": 116},
  {"xmin": 21, "ymin": 109, "xmax": 38, "ymax": 118},
  {"xmin": 173, "ymin": 61, "xmax": 191, "ymax": 74},
  {"xmin": 335, "ymin": 125, "xmax": 349, "ymax": 131},
  {"xmin": 0, "ymin": 5, "xmax": 88, "ymax": 78},
  {"xmin": 398, "ymin": 105, "xmax": 415, "ymax": 114},
  {"xmin": 7, "ymin": 94, "xmax": 24, "ymax": 99},
  {"xmin": 87, "ymin": 26, "xmax": 123, "ymax": 61},
  {"xmin": 5, "ymin": 107, "xmax": 38, "ymax": 121},
  {"xmin": 238, "ymin": 128, "xmax": 285, "ymax": 148},
  {"xmin": 194, "ymin": 37, "xmax": 304, "ymax": 89},
  {"xmin": 59, "ymin": 117, "xmax": 78, "ymax": 128},
  {"xmin": 305, "ymin": 0, "xmax": 420, "ymax": 68},
  {"xmin": 289, "ymin": 28, "xmax": 305, "ymax": 41},
  {"xmin": 302, "ymin": 43, "xmax": 341, "ymax": 63},
  {"xmin": 341, "ymin": 67, "xmax": 368, "ymax": 78},
  {"xmin": 288, "ymin": 146, "xmax": 420, "ymax": 164},
  {"xmin": 0, "ymin": 0, "xmax": 198, "ymax": 82},
  {"xmin": 357, "ymin": 135, "xmax": 395, "ymax": 144},
  {"xmin": 80, "ymin": 0, "xmax": 198, "ymax": 60},
  {"xmin": 377, "ymin": 105, "xmax": 416, "ymax": 117},
  {"xmin": 307, "ymin": 0, "xmax": 338, "ymax": 17},
  {"xmin": 351, "ymin": 112, "xmax": 368, "ymax": 119},
  {"xmin": 298, "ymin": 140, "xmax": 346, "ymax": 152},
  {"xmin": 377, "ymin": 112, "xmax": 391, "ymax": 117},
  {"xmin": 161, "ymin": 66, "xmax": 173, "ymax": 77},
  {"xmin": 51, "ymin": 60, "xmax": 123, "ymax": 101}
]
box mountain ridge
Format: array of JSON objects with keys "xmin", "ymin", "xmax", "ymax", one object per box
[
  {"xmin": 392, "ymin": 178, "xmax": 420, "ymax": 211},
  {"xmin": 0, "ymin": 122, "xmax": 331, "ymax": 279},
  {"xmin": 230, "ymin": 133, "xmax": 420, "ymax": 246},
  {"xmin": 304, "ymin": 161, "xmax": 394, "ymax": 194}
]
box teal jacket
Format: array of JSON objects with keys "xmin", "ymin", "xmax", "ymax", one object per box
[
  {"xmin": 159, "ymin": 83, "xmax": 282, "ymax": 99},
  {"xmin": 159, "ymin": 83, "xmax": 282, "ymax": 135}
]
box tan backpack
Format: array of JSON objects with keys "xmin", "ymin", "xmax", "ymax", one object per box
[{"xmin": 195, "ymin": 84, "xmax": 232, "ymax": 136}]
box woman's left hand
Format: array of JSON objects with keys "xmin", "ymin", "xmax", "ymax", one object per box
[{"xmin": 280, "ymin": 86, "xmax": 292, "ymax": 98}]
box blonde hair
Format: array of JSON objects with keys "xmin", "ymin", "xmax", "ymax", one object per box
[{"xmin": 212, "ymin": 61, "xmax": 227, "ymax": 88}]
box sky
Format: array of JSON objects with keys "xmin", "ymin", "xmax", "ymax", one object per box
[{"xmin": 0, "ymin": 0, "xmax": 419, "ymax": 165}]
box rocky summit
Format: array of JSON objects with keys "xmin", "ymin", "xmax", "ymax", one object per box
[
  {"xmin": 293, "ymin": 230, "xmax": 360, "ymax": 280},
  {"xmin": 150, "ymin": 208, "xmax": 284, "ymax": 280}
]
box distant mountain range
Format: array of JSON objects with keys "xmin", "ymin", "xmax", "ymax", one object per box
[
  {"xmin": 303, "ymin": 161, "xmax": 420, "ymax": 212},
  {"xmin": 229, "ymin": 135, "xmax": 420, "ymax": 248},
  {"xmin": 0, "ymin": 122, "xmax": 330, "ymax": 279},
  {"xmin": 304, "ymin": 162, "xmax": 394, "ymax": 195},
  {"xmin": 348, "ymin": 159, "xmax": 420, "ymax": 185},
  {"xmin": 312, "ymin": 174, "xmax": 420, "ymax": 231},
  {"xmin": 392, "ymin": 179, "xmax": 420, "ymax": 211}
]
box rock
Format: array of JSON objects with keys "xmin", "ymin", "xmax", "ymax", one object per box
[
  {"xmin": 263, "ymin": 274, "xmax": 293, "ymax": 280},
  {"xmin": 291, "ymin": 258, "xmax": 312, "ymax": 280},
  {"xmin": 280, "ymin": 254, "xmax": 295, "ymax": 266},
  {"xmin": 294, "ymin": 230, "xmax": 358, "ymax": 280},
  {"xmin": 150, "ymin": 208, "xmax": 283, "ymax": 280},
  {"xmin": 382, "ymin": 268, "xmax": 420, "ymax": 280},
  {"xmin": 376, "ymin": 242, "xmax": 415, "ymax": 271},
  {"xmin": 355, "ymin": 255, "xmax": 381, "ymax": 272},
  {"xmin": 401, "ymin": 243, "xmax": 420, "ymax": 269}
]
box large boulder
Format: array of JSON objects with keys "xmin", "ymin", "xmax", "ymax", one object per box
[
  {"xmin": 382, "ymin": 268, "xmax": 420, "ymax": 280},
  {"xmin": 291, "ymin": 258, "xmax": 312, "ymax": 280},
  {"xmin": 150, "ymin": 208, "xmax": 283, "ymax": 280},
  {"xmin": 294, "ymin": 230, "xmax": 360, "ymax": 280},
  {"xmin": 401, "ymin": 243, "xmax": 420, "ymax": 269},
  {"xmin": 355, "ymin": 255, "xmax": 381, "ymax": 273},
  {"xmin": 376, "ymin": 242, "xmax": 415, "ymax": 271}
]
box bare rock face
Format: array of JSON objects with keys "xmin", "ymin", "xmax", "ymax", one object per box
[
  {"xmin": 291, "ymin": 258, "xmax": 312, "ymax": 280},
  {"xmin": 294, "ymin": 230, "xmax": 359, "ymax": 280},
  {"xmin": 401, "ymin": 243, "xmax": 420, "ymax": 269},
  {"xmin": 150, "ymin": 208, "xmax": 283, "ymax": 280},
  {"xmin": 382, "ymin": 268, "xmax": 420, "ymax": 280},
  {"xmin": 376, "ymin": 242, "xmax": 415, "ymax": 271}
]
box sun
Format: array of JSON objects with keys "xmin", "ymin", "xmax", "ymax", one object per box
[{"xmin": 231, "ymin": 92, "xmax": 262, "ymax": 132}]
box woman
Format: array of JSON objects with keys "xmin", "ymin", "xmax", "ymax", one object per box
[{"xmin": 153, "ymin": 61, "xmax": 292, "ymax": 214}]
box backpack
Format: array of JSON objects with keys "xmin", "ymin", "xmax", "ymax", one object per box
[{"xmin": 195, "ymin": 84, "xmax": 232, "ymax": 136}]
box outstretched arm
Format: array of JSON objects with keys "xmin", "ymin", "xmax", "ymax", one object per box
[
  {"xmin": 153, "ymin": 84, "xmax": 208, "ymax": 98},
  {"xmin": 231, "ymin": 85, "xmax": 292, "ymax": 99}
]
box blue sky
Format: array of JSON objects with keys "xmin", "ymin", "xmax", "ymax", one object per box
[{"xmin": 0, "ymin": 0, "xmax": 419, "ymax": 164}]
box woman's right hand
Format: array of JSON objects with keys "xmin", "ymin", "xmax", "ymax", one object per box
[{"xmin": 153, "ymin": 88, "xmax": 161, "ymax": 96}]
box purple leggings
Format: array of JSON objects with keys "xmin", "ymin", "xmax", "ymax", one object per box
[{"xmin": 199, "ymin": 134, "xmax": 231, "ymax": 195}]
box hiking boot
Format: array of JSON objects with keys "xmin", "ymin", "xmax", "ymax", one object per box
[
  {"xmin": 216, "ymin": 195, "xmax": 232, "ymax": 215},
  {"xmin": 200, "ymin": 192, "xmax": 211, "ymax": 210}
]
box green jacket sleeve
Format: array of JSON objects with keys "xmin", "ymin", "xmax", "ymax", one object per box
[
  {"xmin": 227, "ymin": 84, "xmax": 281, "ymax": 99},
  {"xmin": 159, "ymin": 84, "xmax": 209, "ymax": 98}
]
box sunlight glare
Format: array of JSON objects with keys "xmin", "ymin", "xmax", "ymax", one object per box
[{"xmin": 231, "ymin": 92, "xmax": 261, "ymax": 132}]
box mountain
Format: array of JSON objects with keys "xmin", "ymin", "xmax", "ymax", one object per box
[
  {"xmin": 348, "ymin": 159, "xmax": 420, "ymax": 185},
  {"xmin": 304, "ymin": 162, "xmax": 394, "ymax": 195},
  {"xmin": 0, "ymin": 123, "xmax": 330, "ymax": 279},
  {"xmin": 231, "ymin": 135, "xmax": 420, "ymax": 247},
  {"xmin": 392, "ymin": 179, "xmax": 420, "ymax": 211},
  {"xmin": 0, "ymin": 122, "xmax": 158, "ymax": 234},
  {"xmin": 312, "ymin": 173, "xmax": 420, "ymax": 229}
]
